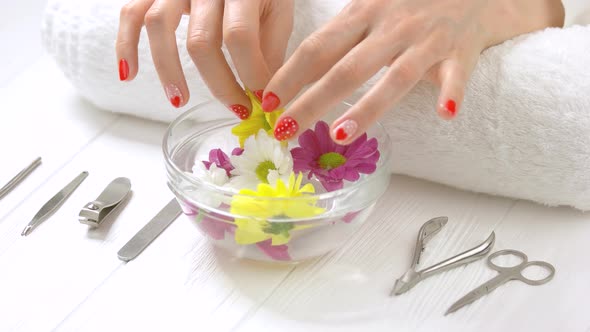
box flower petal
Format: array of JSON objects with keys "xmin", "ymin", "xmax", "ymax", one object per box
[{"xmin": 256, "ymin": 239, "xmax": 291, "ymax": 261}]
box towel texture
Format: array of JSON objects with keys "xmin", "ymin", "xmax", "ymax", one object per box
[{"xmin": 42, "ymin": 0, "xmax": 590, "ymax": 210}]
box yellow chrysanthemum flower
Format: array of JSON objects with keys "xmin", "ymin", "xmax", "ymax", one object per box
[
  {"xmin": 230, "ymin": 173, "xmax": 325, "ymax": 245},
  {"xmin": 231, "ymin": 89, "xmax": 284, "ymax": 148}
]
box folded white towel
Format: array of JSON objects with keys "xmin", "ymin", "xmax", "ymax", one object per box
[{"xmin": 42, "ymin": 0, "xmax": 590, "ymax": 210}]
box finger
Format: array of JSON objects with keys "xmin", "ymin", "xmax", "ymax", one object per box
[
  {"xmin": 435, "ymin": 59, "xmax": 469, "ymax": 120},
  {"xmin": 187, "ymin": 0, "xmax": 252, "ymax": 119},
  {"xmin": 144, "ymin": 0, "xmax": 190, "ymax": 108},
  {"xmin": 330, "ymin": 46, "xmax": 441, "ymax": 144},
  {"xmin": 223, "ymin": 0, "xmax": 271, "ymax": 94},
  {"xmin": 435, "ymin": 45, "xmax": 480, "ymax": 120},
  {"xmin": 261, "ymin": 12, "xmax": 368, "ymax": 113},
  {"xmin": 259, "ymin": 0, "xmax": 294, "ymax": 74},
  {"xmin": 272, "ymin": 37, "xmax": 400, "ymax": 141},
  {"xmin": 116, "ymin": 0, "xmax": 155, "ymax": 81}
]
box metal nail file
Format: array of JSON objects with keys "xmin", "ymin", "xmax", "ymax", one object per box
[
  {"xmin": 0, "ymin": 157, "xmax": 42, "ymax": 200},
  {"xmin": 79, "ymin": 177, "xmax": 131, "ymax": 227},
  {"xmin": 21, "ymin": 171, "xmax": 89, "ymax": 236},
  {"xmin": 117, "ymin": 198, "xmax": 182, "ymax": 262}
]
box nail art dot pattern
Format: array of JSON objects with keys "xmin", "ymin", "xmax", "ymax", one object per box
[
  {"xmin": 274, "ymin": 116, "xmax": 299, "ymax": 141},
  {"xmin": 230, "ymin": 104, "xmax": 251, "ymax": 120}
]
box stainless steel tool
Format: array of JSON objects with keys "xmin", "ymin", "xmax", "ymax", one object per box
[
  {"xmin": 445, "ymin": 249, "xmax": 555, "ymax": 315},
  {"xmin": 21, "ymin": 171, "xmax": 89, "ymax": 236},
  {"xmin": 117, "ymin": 198, "xmax": 182, "ymax": 262},
  {"xmin": 0, "ymin": 157, "xmax": 42, "ymax": 200},
  {"xmin": 391, "ymin": 217, "xmax": 496, "ymax": 295},
  {"xmin": 79, "ymin": 177, "xmax": 131, "ymax": 227}
]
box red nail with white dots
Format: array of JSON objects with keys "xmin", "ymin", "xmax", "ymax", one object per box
[
  {"xmin": 274, "ymin": 116, "xmax": 299, "ymax": 141},
  {"xmin": 333, "ymin": 119, "xmax": 358, "ymax": 142},
  {"xmin": 229, "ymin": 104, "xmax": 251, "ymax": 120}
]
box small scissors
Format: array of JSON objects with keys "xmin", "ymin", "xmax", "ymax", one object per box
[{"xmin": 446, "ymin": 249, "xmax": 555, "ymax": 315}]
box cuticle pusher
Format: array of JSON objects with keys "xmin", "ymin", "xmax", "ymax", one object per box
[{"xmin": 21, "ymin": 171, "xmax": 89, "ymax": 236}]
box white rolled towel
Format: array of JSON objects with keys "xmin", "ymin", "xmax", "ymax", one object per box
[{"xmin": 42, "ymin": 0, "xmax": 590, "ymax": 210}]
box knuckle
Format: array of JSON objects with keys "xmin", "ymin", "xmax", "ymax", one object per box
[
  {"xmin": 144, "ymin": 8, "xmax": 166, "ymax": 29},
  {"xmin": 223, "ymin": 23, "xmax": 255, "ymax": 46},
  {"xmin": 299, "ymin": 35, "xmax": 325, "ymax": 60},
  {"xmin": 393, "ymin": 62, "xmax": 418, "ymax": 84},
  {"xmin": 335, "ymin": 59, "xmax": 364, "ymax": 83},
  {"xmin": 120, "ymin": 3, "xmax": 140, "ymax": 22},
  {"xmin": 186, "ymin": 29, "xmax": 218, "ymax": 57}
]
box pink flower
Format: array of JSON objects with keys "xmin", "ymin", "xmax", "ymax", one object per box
[
  {"xmin": 202, "ymin": 148, "xmax": 243, "ymax": 176},
  {"xmin": 291, "ymin": 121, "xmax": 380, "ymax": 191},
  {"xmin": 256, "ymin": 239, "xmax": 291, "ymax": 261}
]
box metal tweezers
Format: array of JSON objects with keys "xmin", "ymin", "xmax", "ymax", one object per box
[{"xmin": 391, "ymin": 216, "xmax": 496, "ymax": 295}]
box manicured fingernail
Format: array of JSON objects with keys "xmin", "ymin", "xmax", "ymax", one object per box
[
  {"xmin": 274, "ymin": 116, "xmax": 299, "ymax": 141},
  {"xmin": 229, "ymin": 104, "xmax": 251, "ymax": 120},
  {"xmin": 445, "ymin": 99, "xmax": 456, "ymax": 116},
  {"xmin": 165, "ymin": 84, "xmax": 183, "ymax": 108},
  {"xmin": 253, "ymin": 89, "xmax": 264, "ymax": 102},
  {"xmin": 119, "ymin": 59, "xmax": 129, "ymax": 81},
  {"xmin": 262, "ymin": 92, "xmax": 280, "ymax": 112},
  {"xmin": 333, "ymin": 119, "xmax": 358, "ymax": 142}
]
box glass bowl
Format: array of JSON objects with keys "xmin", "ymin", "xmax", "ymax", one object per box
[{"xmin": 163, "ymin": 100, "xmax": 392, "ymax": 263}]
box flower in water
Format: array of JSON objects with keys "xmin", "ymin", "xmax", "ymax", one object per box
[
  {"xmin": 290, "ymin": 121, "xmax": 380, "ymax": 191},
  {"xmin": 229, "ymin": 130, "xmax": 293, "ymax": 190},
  {"xmin": 190, "ymin": 148, "xmax": 242, "ymax": 207},
  {"xmin": 231, "ymin": 89, "xmax": 283, "ymax": 148},
  {"xmin": 230, "ymin": 173, "xmax": 324, "ymax": 246}
]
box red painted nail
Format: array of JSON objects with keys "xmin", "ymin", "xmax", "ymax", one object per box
[
  {"xmin": 253, "ymin": 89, "xmax": 264, "ymax": 102},
  {"xmin": 445, "ymin": 99, "xmax": 457, "ymax": 116},
  {"xmin": 229, "ymin": 104, "xmax": 251, "ymax": 120},
  {"xmin": 165, "ymin": 84, "xmax": 183, "ymax": 108},
  {"xmin": 119, "ymin": 59, "xmax": 129, "ymax": 81},
  {"xmin": 274, "ymin": 116, "xmax": 299, "ymax": 141},
  {"xmin": 261, "ymin": 92, "xmax": 280, "ymax": 112}
]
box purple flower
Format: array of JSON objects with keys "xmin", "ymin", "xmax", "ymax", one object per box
[
  {"xmin": 290, "ymin": 121, "xmax": 380, "ymax": 191},
  {"xmin": 181, "ymin": 200, "xmax": 235, "ymax": 240},
  {"xmin": 202, "ymin": 148, "xmax": 243, "ymax": 177},
  {"xmin": 256, "ymin": 239, "xmax": 291, "ymax": 261}
]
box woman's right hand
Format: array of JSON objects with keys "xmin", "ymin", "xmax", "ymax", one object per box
[{"xmin": 116, "ymin": 0, "xmax": 294, "ymax": 119}]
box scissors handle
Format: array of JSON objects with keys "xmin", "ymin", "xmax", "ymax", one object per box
[{"xmin": 487, "ymin": 249, "xmax": 555, "ymax": 285}]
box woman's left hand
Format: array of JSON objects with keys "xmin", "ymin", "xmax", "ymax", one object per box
[{"xmin": 262, "ymin": 0, "xmax": 564, "ymax": 143}]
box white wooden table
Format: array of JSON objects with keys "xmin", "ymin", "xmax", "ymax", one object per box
[{"xmin": 1, "ymin": 2, "xmax": 589, "ymax": 331}]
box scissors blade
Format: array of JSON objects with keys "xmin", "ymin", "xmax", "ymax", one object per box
[{"xmin": 445, "ymin": 274, "xmax": 508, "ymax": 315}]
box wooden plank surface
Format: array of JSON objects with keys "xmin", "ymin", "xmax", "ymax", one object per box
[{"xmin": 1, "ymin": 2, "xmax": 589, "ymax": 331}]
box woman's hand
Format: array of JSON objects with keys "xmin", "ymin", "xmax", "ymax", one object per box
[
  {"xmin": 263, "ymin": 0, "xmax": 564, "ymax": 143},
  {"xmin": 116, "ymin": 0, "xmax": 294, "ymax": 118}
]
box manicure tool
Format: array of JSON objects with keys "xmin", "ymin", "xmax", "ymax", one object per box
[
  {"xmin": 117, "ymin": 198, "xmax": 182, "ymax": 262},
  {"xmin": 79, "ymin": 177, "xmax": 131, "ymax": 227},
  {"xmin": 391, "ymin": 216, "xmax": 496, "ymax": 296},
  {"xmin": 0, "ymin": 157, "xmax": 42, "ymax": 200},
  {"xmin": 445, "ymin": 249, "xmax": 555, "ymax": 315},
  {"xmin": 21, "ymin": 171, "xmax": 89, "ymax": 236}
]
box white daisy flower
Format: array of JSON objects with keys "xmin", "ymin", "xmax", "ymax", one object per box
[
  {"xmin": 186, "ymin": 162, "xmax": 230, "ymax": 207},
  {"xmin": 191, "ymin": 162, "xmax": 229, "ymax": 186},
  {"xmin": 229, "ymin": 130, "xmax": 293, "ymax": 190}
]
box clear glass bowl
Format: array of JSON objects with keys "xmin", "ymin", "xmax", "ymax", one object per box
[{"xmin": 163, "ymin": 100, "xmax": 392, "ymax": 263}]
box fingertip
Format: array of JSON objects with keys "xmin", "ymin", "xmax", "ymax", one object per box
[
  {"xmin": 437, "ymin": 98, "xmax": 458, "ymax": 120},
  {"xmin": 273, "ymin": 115, "xmax": 299, "ymax": 141},
  {"xmin": 330, "ymin": 119, "xmax": 359, "ymax": 145},
  {"xmin": 262, "ymin": 91, "xmax": 281, "ymax": 112}
]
